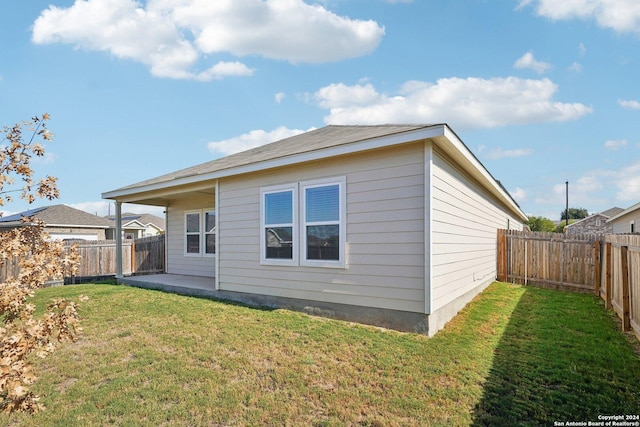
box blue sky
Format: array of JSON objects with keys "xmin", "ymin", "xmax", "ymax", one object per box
[{"xmin": 1, "ymin": 0, "xmax": 639, "ymax": 221}]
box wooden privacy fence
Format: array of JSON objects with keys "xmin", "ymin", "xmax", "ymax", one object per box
[
  {"xmin": 497, "ymin": 229, "xmax": 602, "ymax": 292},
  {"xmin": 70, "ymin": 240, "xmax": 133, "ymax": 280},
  {"xmin": 599, "ymin": 234, "xmax": 640, "ymax": 340},
  {"xmin": 497, "ymin": 229, "xmax": 640, "ymax": 340},
  {"xmin": 132, "ymin": 235, "xmax": 165, "ymax": 275},
  {"xmin": 0, "ymin": 234, "xmax": 165, "ymax": 283}
]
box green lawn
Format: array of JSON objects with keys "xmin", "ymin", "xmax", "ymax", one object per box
[{"xmin": 2, "ymin": 281, "xmax": 639, "ymax": 426}]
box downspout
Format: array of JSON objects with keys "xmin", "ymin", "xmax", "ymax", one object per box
[{"xmin": 115, "ymin": 201, "xmax": 123, "ymax": 279}]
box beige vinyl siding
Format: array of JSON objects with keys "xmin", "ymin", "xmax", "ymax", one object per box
[
  {"xmin": 611, "ymin": 212, "xmax": 640, "ymax": 234},
  {"xmin": 430, "ymin": 146, "xmax": 523, "ymax": 312},
  {"xmin": 166, "ymin": 195, "xmax": 216, "ymax": 277},
  {"xmin": 218, "ymin": 143, "xmax": 426, "ymax": 312}
]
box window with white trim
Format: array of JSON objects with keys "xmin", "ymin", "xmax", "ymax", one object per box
[
  {"xmin": 260, "ymin": 177, "xmax": 346, "ymax": 268},
  {"xmin": 301, "ymin": 179, "xmax": 345, "ymax": 267},
  {"xmin": 185, "ymin": 209, "xmax": 216, "ymax": 257},
  {"xmin": 204, "ymin": 210, "xmax": 216, "ymax": 255},
  {"xmin": 261, "ymin": 185, "xmax": 297, "ymax": 265}
]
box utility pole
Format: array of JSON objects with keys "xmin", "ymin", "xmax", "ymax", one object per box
[{"xmin": 565, "ymin": 180, "xmax": 569, "ymax": 227}]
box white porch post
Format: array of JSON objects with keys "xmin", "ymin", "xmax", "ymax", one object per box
[{"xmin": 115, "ymin": 201, "xmax": 123, "ymax": 279}]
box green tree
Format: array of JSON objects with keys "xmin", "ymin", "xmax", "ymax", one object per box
[
  {"xmin": 526, "ymin": 216, "xmax": 556, "ymax": 232},
  {"xmin": 560, "ymin": 207, "xmax": 588, "ymax": 221}
]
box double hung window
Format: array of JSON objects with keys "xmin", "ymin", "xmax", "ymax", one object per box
[
  {"xmin": 185, "ymin": 209, "xmax": 216, "ymax": 256},
  {"xmin": 261, "ymin": 186, "xmax": 297, "ymax": 265},
  {"xmin": 302, "ymin": 181, "xmax": 342, "ymax": 265},
  {"xmin": 260, "ymin": 177, "xmax": 345, "ymax": 268}
]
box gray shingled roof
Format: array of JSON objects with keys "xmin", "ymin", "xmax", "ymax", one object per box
[
  {"xmin": 113, "ymin": 125, "xmax": 432, "ymax": 192},
  {"xmin": 0, "ymin": 204, "xmax": 112, "ymax": 228},
  {"xmin": 600, "ymin": 207, "xmax": 624, "ymax": 218}
]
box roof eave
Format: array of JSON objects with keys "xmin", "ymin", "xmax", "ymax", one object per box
[
  {"xmin": 103, "ymin": 124, "xmax": 527, "ymax": 222},
  {"xmin": 102, "ymin": 125, "xmax": 448, "ymax": 201},
  {"xmin": 437, "ymin": 126, "xmax": 528, "ymax": 222}
]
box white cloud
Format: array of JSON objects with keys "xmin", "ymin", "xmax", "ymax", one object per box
[
  {"xmin": 522, "ymin": 0, "xmax": 640, "ymax": 35},
  {"xmin": 313, "ymin": 77, "xmax": 593, "ymax": 129},
  {"xmin": 613, "ymin": 161, "xmax": 640, "ymax": 201},
  {"xmin": 569, "ymin": 62, "xmax": 583, "ymax": 73},
  {"xmin": 604, "ymin": 139, "xmax": 628, "ymax": 150},
  {"xmin": 511, "ymin": 187, "xmax": 527, "ymax": 202},
  {"xmin": 484, "ymin": 147, "xmax": 533, "ymax": 160},
  {"xmin": 32, "ymin": 0, "xmax": 384, "ymax": 80},
  {"xmin": 541, "ymin": 175, "xmax": 606, "ymax": 208},
  {"xmin": 275, "ymin": 92, "xmax": 286, "ymax": 104},
  {"xmin": 514, "ymin": 52, "xmax": 551, "ymax": 74},
  {"xmin": 207, "ymin": 126, "xmax": 314, "ymax": 156},
  {"xmin": 532, "ymin": 160, "xmax": 640, "ymax": 211},
  {"xmin": 578, "ymin": 42, "xmax": 587, "ymax": 56},
  {"xmin": 314, "ymin": 82, "xmax": 381, "ymax": 109},
  {"xmin": 618, "ymin": 99, "xmax": 640, "ymax": 110},
  {"xmin": 194, "ymin": 62, "xmax": 254, "ymax": 81}
]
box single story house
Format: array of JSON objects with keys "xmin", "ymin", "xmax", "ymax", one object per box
[
  {"xmin": 607, "ymin": 202, "xmax": 640, "ymax": 234},
  {"xmin": 0, "ymin": 204, "xmax": 112, "ymax": 240},
  {"xmin": 103, "ymin": 124, "xmax": 526, "ymax": 335},
  {"xmin": 564, "ymin": 207, "xmax": 624, "ymax": 235},
  {"xmin": 104, "ymin": 212, "xmax": 165, "ymax": 240}
]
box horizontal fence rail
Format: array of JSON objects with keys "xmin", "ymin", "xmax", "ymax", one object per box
[{"xmin": 498, "ymin": 229, "xmax": 640, "ymax": 341}]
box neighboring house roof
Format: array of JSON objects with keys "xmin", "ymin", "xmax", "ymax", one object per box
[
  {"xmin": 0, "ymin": 204, "xmax": 112, "ymax": 228},
  {"xmin": 104, "ymin": 212, "xmax": 165, "ymax": 231},
  {"xmin": 607, "ymin": 202, "xmax": 640, "ymax": 223},
  {"xmin": 103, "ymin": 124, "xmax": 527, "ymax": 222},
  {"xmin": 600, "ymin": 207, "xmax": 624, "ymax": 218},
  {"xmin": 564, "ymin": 207, "xmax": 624, "ymax": 230}
]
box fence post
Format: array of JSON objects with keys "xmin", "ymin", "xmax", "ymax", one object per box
[
  {"xmin": 621, "ymin": 245, "xmax": 631, "ymax": 332},
  {"xmin": 594, "ymin": 240, "xmax": 601, "ymax": 296},
  {"xmin": 131, "ymin": 239, "xmax": 136, "ymax": 274},
  {"xmin": 606, "ymin": 242, "xmax": 613, "ymax": 309},
  {"xmin": 497, "ymin": 230, "xmax": 507, "ymax": 282}
]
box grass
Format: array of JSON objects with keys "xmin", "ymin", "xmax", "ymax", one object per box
[{"xmin": 1, "ymin": 281, "xmax": 638, "ymax": 426}]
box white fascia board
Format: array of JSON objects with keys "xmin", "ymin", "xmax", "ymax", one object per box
[
  {"xmin": 123, "ymin": 220, "xmax": 146, "ymax": 228},
  {"xmin": 440, "ymin": 126, "xmax": 528, "ymax": 222},
  {"xmin": 103, "ymin": 180, "xmax": 216, "ymax": 203},
  {"xmin": 102, "ymin": 126, "xmax": 447, "ymax": 201}
]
